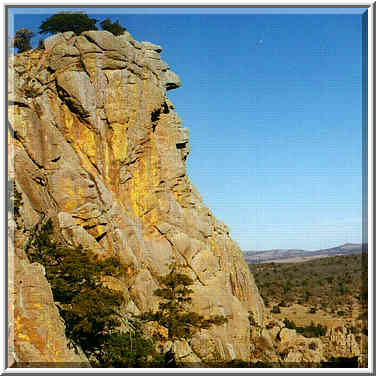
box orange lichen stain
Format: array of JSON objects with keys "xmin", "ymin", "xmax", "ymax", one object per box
[
  {"xmin": 17, "ymin": 332, "xmax": 30, "ymax": 341},
  {"xmin": 96, "ymin": 225, "xmax": 106, "ymax": 237},
  {"xmin": 62, "ymin": 104, "xmax": 99, "ymax": 176},
  {"xmin": 129, "ymin": 167, "xmax": 141, "ymax": 218},
  {"xmin": 74, "ymin": 147, "xmax": 99, "ymax": 179},
  {"xmin": 73, "ymin": 122, "xmax": 97, "ymax": 170},
  {"xmin": 79, "ymin": 127, "xmax": 97, "ymax": 162},
  {"xmin": 82, "ymin": 54, "xmax": 100, "ymax": 80},
  {"xmin": 26, "ymin": 50, "xmax": 42, "ymax": 71},
  {"xmin": 210, "ymin": 237, "xmax": 217, "ymax": 254},
  {"xmin": 8, "ymin": 106, "xmax": 28, "ymax": 141},
  {"xmin": 61, "ymin": 198, "xmax": 77, "ymax": 212},
  {"xmin": 103, "ymin": 141, "xmax": 112, "ymax": 185},
  {"xmin": 128, "ymin": 136, "xmax": 163, "ymax": 227},
  {"xmin": 73, "ymin": 216, "xmax": 86, "ymax": 227},
  {"xmin": 14, "ymin": 313, "xmax": 46, "ymax": 354},
  {"xmin": 111, "ymin": 122, "xmax": 128, "ymax": 163},
  {"xmin": 62, "ymin": 105, "xmax": 74, "ymax": 134}
]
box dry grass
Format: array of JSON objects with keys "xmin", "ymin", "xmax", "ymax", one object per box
[{"xmin": 267, "ymin": 302, "xmax": 362, "ymax": 329}]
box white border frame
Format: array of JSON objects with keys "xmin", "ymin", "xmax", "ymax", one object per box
[{"xmin": 3, "ymin": 2, "xmax": 373, "ymax": 374}]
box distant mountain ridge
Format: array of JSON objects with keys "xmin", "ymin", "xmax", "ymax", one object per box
[{"xmin": 244, "ymin": 243, "xmax": 367, "ymax": 263}]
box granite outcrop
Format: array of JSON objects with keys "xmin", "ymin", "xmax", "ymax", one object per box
[{"xmin": 8, "ymin": 30, "xmax": 273, "ymax": 366}]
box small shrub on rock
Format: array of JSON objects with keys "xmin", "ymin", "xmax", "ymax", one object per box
[
  {"xmin": 12, "ymin": 28, "xmax": 34, "ymax": 53},
  {"xmin": 140, "ymin": 263, "xmax": 228, "ymax": 365},
  {"xmin": 100, "ymin": 18, "xmax": 126, "ymax": 35},
  {"xmin": 39, "ymin": 12, "xmax": 98, "ymax": 35}
]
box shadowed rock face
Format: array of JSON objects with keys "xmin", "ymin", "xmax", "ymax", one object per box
[{"xmin": 8, "ymin": 30, "xmax": 272, "ymax": 365}]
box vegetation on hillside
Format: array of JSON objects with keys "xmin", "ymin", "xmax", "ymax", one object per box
[
  {"xmin": 25, "ymin": 219, "xmax": 162, "ymax": 367},
  {"xmin": 283, "ymin": 319, "xmax": 327, "ymax": 338},
  {"xmin": 24, "ymin": 222, "xmax": 230, "ymax": 367},
  {"xmin": 141, "ymin": 263, "xmax": 228, "ymax": 366},
  {"xmin": 248, "ymin": 254, "xmax": 367, "ymax": 368},
  {"xmin": 248, "ymin": 254, "xmax": 367, "ymax": 317}
]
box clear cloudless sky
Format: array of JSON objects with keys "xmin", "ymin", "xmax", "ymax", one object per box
[{"xmin": 8, "ymin": 7, "xmax": 367, "ymax": 251}]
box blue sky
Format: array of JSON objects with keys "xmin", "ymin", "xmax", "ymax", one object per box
[{"xmin": 8, "ymin": 7, "xmax": 367, "ymax": 251}]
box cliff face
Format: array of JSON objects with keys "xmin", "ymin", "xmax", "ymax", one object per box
[{"xmin": 8, "ymin": 30, "xmax": 270, "ymax": 365}]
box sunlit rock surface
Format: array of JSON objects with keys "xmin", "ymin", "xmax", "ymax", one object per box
[{"xmin": 8, "ymin": 30, "xmax": 272, "ymax": 365}]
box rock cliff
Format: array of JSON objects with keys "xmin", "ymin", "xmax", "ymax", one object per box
[{"xmin": 8, "ymin": 30, "xmax": 272, "ymax": 366}]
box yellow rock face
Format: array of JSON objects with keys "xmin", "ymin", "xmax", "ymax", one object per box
[
  {"xmin": 8, "ymin": 31, "xmax": 272, "ymax": 366},
  {"xmin": 8, "ymin": 227, "xmax": 90, "ymax": 367},
  {"xmin": 111, "ymin": 123, "xmax": 128, "ymax": 163}
]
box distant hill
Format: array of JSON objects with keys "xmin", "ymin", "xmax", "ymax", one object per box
[{"xmin": 244, "ymin": 243, "xmax": 367, "ymax": 263}]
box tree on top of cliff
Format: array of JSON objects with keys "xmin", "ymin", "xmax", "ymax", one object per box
[
  {"xmin": 39, "ymin": 11, "xmax": 98, "ymax": 35},
  {"xmin": 12, "ymin": 28, "xmax": 34, "ymax": 53},
  {"xmin": 100, "ymin": 18, "xmax": 126, "ymax": 36},
  {"xmin": 140, "ymin": 263, "xmax": 228, "ymax": 365}
]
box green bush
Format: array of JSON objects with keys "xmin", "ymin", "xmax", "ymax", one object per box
[
  {"xmin": 283, "ymin": 318, "xmax": 296, "ymax": 330},
  {"xmin": 26, "ymin": 219, "xmax": 161, "ymax": 366},
  {"xmin": 248, "ymin": 253, "xmax": 366, "ymax": 314},
  {"xmin": 97, "ymin": 329, "xmax": 163, "ymax": 367},
  {"xmin": 12, "ymin": 28, "xmax": 34, "ymax": 53},
  {"xmin": 296, "ymin": 321, "xmax": 327, "ymax": 338},
  {"xmin": 27, "ymin": 220, "xmax": 123, "ymax": 357},
  {"xmin": 283, "ymin": 319, "xmax": 326, "ymax": 338},
  {"xmin": 141, "ymin": 263, "xmax": 227, "ymax": 364},
  {"xmin": 100, "ymin": 18, "xmax": 126, "ymax": 35},
  {"xmin": 39, "ymin": 12, "xmax": 98, "ymax": 35}
]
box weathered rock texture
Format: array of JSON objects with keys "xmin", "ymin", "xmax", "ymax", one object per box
[
  {"xmin": 8, "ymin": 30, "xmax": 272, "ymax": 366},
  {"xmin": 8, "ymin": 215, "xmax": 90, "ymax": 367},
  {"xmin": 263, "ymin": 316, "xmax": 366, "ymax": 367},
  {"xmin": 8, "ymin": 157, "xmax": 90, "ymax": 367}
]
